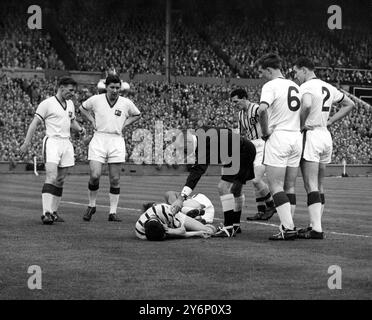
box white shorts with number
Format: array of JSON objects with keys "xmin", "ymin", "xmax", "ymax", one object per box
[
  {"xmin": 302, "ymin": 128, "xmax": 332, "ymax": 164},
  {"xmin": 88, "ymin": 132, "xmax": 126, "ymax": 164},
  {"xmin": 42, "ymin": 136, "xmax": 75, "ymax": 167},
  {"xmin": 252, "ymin": 138, "xmax": 265, "ymax": 167},
  {"xmin": 263, "ymin": 131, "xmax": 302, "ymax": 168}
]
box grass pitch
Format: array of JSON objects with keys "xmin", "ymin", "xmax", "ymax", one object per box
[{"xmin": 0, "ymin": 173, "xmax": 371, "ymax": 300}]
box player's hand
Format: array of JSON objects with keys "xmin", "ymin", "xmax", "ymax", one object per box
[
  {"xmin": 170, "ymin": 198, "xmax": 183, "ymax": 215},
  {"xmin": 326, "ymin": 120, "xmax": 333, "ymax": 127},
  {"xmin": 200, "ymin": 232, "xmax": 212, "ymax": 239},
  {"xmin": 19, "ymin": 142, "xmax": 29, "ymax": 158},
  {"xmin": 261, "ymin": 128, "xmax": 273, "ymax": 141},
  {"xmin": 82, "ymin": 135, "xmax": 93, "ymax": 146}
]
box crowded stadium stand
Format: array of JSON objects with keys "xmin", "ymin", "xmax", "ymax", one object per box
[{"xmin": 0, "ymin": 0, "xmax": 371, "ymax": 165}]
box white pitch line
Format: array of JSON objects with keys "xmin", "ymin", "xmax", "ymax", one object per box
[{"xmin": 61, "ymin": 200, "xmax": 372, "ymax": 239}]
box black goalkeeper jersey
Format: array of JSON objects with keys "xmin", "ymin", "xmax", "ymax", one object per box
[{"xmin": 184, "ymin": 127, "xmax": 255, "ymax": 190}]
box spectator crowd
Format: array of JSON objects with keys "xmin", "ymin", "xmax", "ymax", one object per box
[
  {"xmin": 0, "ymin": 75, "xmax": 371, "ymax": 165},
  {"xmin": 0, "ymin": 1, "xmax": 370, "ymax": 85}
]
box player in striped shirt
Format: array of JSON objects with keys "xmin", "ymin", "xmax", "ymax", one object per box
[
  {"xmin": 20, "ymin": 77, "xmax": 86, "ymax": 224},
  {"xmin": 230, "ymin": 89, "xmax": 276, "ymax": 221},
  {"xmin": 135, "ymin": 203, "xmax": 216, "ymax": 241},
  {"xmin": 293, "ymin": 57, "xmax": 355, "ymax": 239}
]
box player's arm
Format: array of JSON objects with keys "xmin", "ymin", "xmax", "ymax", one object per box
[
  {"xmin": 257, "ymin": 103, "xmax": 271, "ymax": 139},
  {"xmin": 165, "ymin": 225, "xmax": 210, "ymax": 239},
  {"xmin": 171, "ymin": 164, "xmax": 208, "ymax": 214},
  {"xmin": 19, "ymin": 116, "xmax": 42, "ymax": 157},
  {"xmin": 123, "ymin": 113, "xmax": 141, "ymax": 128},
  {"xmin": 327, "ymin": 94, "xmax": 355, "ymax": 127},
  {"xmin": 70, "ymin": 119, "xmax": 86, "ymax": 135},
  {"xmin": 79, "ymin": 105, "xmax": 96, "ymax": 130},
  {"xmin": 300, "ymin": 93, "xmax": 312, "ymax": 130}
]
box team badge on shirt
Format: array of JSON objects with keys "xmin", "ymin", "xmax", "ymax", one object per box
[
  {"xmin": 115, "ymin": 110, "xmax": 122, "ymax": 117},
  {"xmin": 68, "ymin": 111, "xmax": 73, "ymax": 118}
]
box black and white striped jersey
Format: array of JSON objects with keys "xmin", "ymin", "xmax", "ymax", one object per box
[
  {"xmin": 238, "ymin": 102, "xmax": 262, "ymax": 140},
  {"xmin": 135, "ymin": 204, "xmax": 182, "ymax": 239}
]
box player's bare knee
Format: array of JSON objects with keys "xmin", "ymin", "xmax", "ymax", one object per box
[
  {"xmin": 55, "ymin": 176, "xmax": 65, "ymax": 187},
  {"xmin": 251, "ymin": 178, "xmax": 262, "ymax": 189},
  {"xmin": 218, "ymin": 181, "xmax": 231, "ymax": 196},
  {"xmin": 109, "ymin": 176, "xmax": 120, "ymax": 188},
  {"xmin": 45, "ymin": 172, "xmax": 57, "ymax": 185},
  {"xmin": 89, "ymin": 176, "xmax": 100, "ymax": 186}
]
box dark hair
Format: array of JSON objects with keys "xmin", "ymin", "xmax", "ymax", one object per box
[
  {"xmin": 230, "ymin": 88, "xmax": 248, "ymax": 99},
  {"xmin": 144, "ymin": 219, "xmax": 166, "ymax": 241},
  {"xmin": 256, "ymin": 53, "xmax": 282, "ymax": 70},
  {"xmin": 105, "ymin": 74, "xmax": 121, "ymax": 86},
  {"xmin": 294, "ymin": 57, "xmax": 315, "ymax": 71},
  {"xmin": 58, "ymin": 76, "xmax": 77, "ymax": 87}
]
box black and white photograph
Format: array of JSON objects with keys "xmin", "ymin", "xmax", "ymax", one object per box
[{"xmin": 0, "ymin": 0, "xmax": 371, "ymax": 309}]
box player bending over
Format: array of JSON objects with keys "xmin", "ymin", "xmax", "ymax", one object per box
[
  {"xmin": 135, "ymin": 203, "xmax": 216, "ymax": 241},
  {"xmin": 170, "ymin": 127, "xmax": 256, "ymax": 238}
]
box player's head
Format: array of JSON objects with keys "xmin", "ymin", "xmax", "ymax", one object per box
[
  {"xmin": 57, "ymin": 76, "xmax": 77, "ymax": 100},
  {"xmin": 255, "ymin": 53, "xmax": 282, "ymax": 80},
  {"xmin": 105, "ymin": 74, "xmax": 121, "ymax": 99},
  {"xmin": 293, "ymin": 57, "xmax": 316, "ymax": 84},
  {"xmin": 230, "ymin": 88, "xmax": 248, "ymax": 111},
  {"xmin": 144, "ymin": 218, "xmax": 166, "ymax": 241}
]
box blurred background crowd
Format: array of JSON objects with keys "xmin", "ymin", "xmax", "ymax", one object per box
[
  {"xmin": 1, "ymin": 75, "xmax": 371, "ymax": 164},
  {"xmin": 0, "ymin": 0, "xmax": 371, "ymax": 164}
]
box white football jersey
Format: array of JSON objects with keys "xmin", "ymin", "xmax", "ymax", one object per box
[
  {"xmin": 35, "ymin": 96, "xmax": 75, "ymax": 138},
  {"xmin": 260, "ymin": 77, "xmax": 301, "ymax": 132},
  {"xmin": 300, "ymin": 78, "xmax": 344, "ymax": 128},
  {"xmin": 82, "ymin": 94, "xmax": 140, "ymax": 135}
]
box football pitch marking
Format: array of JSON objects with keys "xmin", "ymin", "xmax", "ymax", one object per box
[{"xmin": 61, "ymin": 200, "xmax": 372, "ymax": 239}]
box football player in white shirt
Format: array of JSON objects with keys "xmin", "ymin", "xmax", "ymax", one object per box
[
  {"xmin": 293, "ymin": 57, "xmax": 355, "ymax": 239},
  {"xmin": 20, "ymin": 77, "xmax": 86, "ymax": 224},
  {"xmin": 79, "ymin": 74, "xmax": 141, "ymax": 222},
  {"xmin": 230, "ymin": 88, "xmax": 276, "ymax": 222},
  {"xmin": 256, "ymin": 53, "xmax": 302, "ymax": 240}
]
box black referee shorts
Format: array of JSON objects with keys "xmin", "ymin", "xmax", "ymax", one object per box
[{"xmin": 221, "ymin": 137, "xmax": 256, "ymax": 184}]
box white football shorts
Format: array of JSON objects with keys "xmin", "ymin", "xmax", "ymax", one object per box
[
  {"xmin": 302, "ymin": 127, "xmax": 333, "ymax": 164},
  {"xmin": 88, "ymin": 132, "xmax": 126, "ymax": 163},
  {"xmin": 42, "ymin": 136, "xmax": 75, "ymax": 167},
  {"xmin": 263, "ymin": 130, "xmax": 302, "ymax": 168},
  {"xmin": 183, "ymin": 193, "xmax": 215, "ymax": 223}
]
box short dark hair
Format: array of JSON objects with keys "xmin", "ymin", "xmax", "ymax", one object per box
[
  {"xmin": 144, "ymin": 219, "xmax": 166, "ymax": 241},
  {"xmin": 105, "ymin": 74, "xmax": 121, "ymax": 86},
  {"xmin": 256, "ymin": 53, "xmax": 282, "ymax": 70},
  {"xmin": 58, "ymin": 76, "xmax": 77, "ymax": 87},
  {"xmin": 294, "ymin": 57, "xmax": 315, "ymax": 71},
  {"xmin": 230, "ymin": 88, "xmax": 248, "ymax": 99}
]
